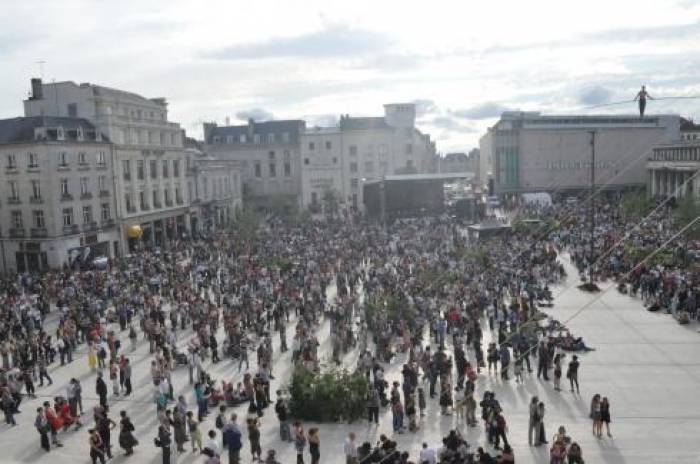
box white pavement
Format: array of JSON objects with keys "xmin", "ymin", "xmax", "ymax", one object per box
[{"xmin": 2, "ymin": 255, "xmax": 700, "ymax": 464}]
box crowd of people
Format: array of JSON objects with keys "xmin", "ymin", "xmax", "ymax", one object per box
[{"xmin": 0, "ymin": 196, "xmax": 666, "ymax": 463}]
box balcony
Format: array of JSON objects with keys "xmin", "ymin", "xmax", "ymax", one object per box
[
  {"xmin": 57, "ymin": 163, "xmax": 70, "ymax": 171},
  {"xmin": 123, "ymin": 174, "xmax": 131, "ymax": 182},
  {"xmin": 80, "ymin": 192, "xmax": 93, "ymax": 200},
  {"xmin": 7, "ymin": 197, "xmax": 20, "ymax": 205},
  {"xmin": 5, "ymin": 167, "xmax": 18, "ymax": 174},
  {"xmin": 126, "ymin": 207, "xmax": 137, "ymax": 214},
  {"xmin": 99, "ymin": 190, "xmax": 110, "ymax": 198},
  {"xmin": 60, "ymin": 194, "xmax": 74, "ymax": 202},
  {"xmin": 83, "ymin": 221, "xmax": 98, "ymax": 232},
  {"xmin": 29, "ymin": 196, "xmax": 43, "ymax": 204},
  {"xmin": 77, "ymin": 163, "xmax": 90, "ymax": 171},
  {"xmin": 102, "ymin": 218, "xmax": 115, "ymax": 228},
  {"xmin": 30, "ymin": 227, "xmax": 48, "ymax": 238},
  {"xmin": 140, "ymin": 204, "xmax": 150, "ymax": 211},
  {"xmin": 153, "ymin": 202, "xmax": 162, "ymax": 209},
  {"xmin": 96, "ymin": 163, "xmax": 107, "ymax": 170},
  {"xmin": 9, "ymin": 228, "xmax": 25, "ymax": 238},
  {"xmin": 62, "ymin": 224, "xmax": 79, "ymax": 235}
]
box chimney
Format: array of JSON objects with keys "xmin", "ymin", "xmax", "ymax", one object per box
[
  {"xmin": 30, "ymin": 78, "xmax": 43, "ymax": 100},
  {"xmin": 247, "ymin": 118, "xmax": 255, "ymax": 138},
  {"xmin": 225, "ymin": 116, "xmax": 230, "ymax": 126}
]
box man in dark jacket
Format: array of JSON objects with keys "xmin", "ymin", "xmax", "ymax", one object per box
[
  {"xmin": 274, "ymin": 394, "xmax": 292, "ymax": 442},
  {"xmin": 96, "ymin": 372, "xmax": 108, "ymax": 408},
  {"xmin": 222, "ymin": 413, "xmax": 242, "ymax": 464}
]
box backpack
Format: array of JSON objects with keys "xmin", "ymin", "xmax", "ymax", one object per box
[{"xmin": 215, "ymin": 414, "xmax": 224, "ymax": 429}]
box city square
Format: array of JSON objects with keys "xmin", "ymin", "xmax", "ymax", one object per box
[{"xmin": 1, "ymin": 2, "xmax": 700, "ymax": 464}]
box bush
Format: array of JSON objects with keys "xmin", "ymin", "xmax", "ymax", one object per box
[{"xmin": 288, "ymin": 365, "xmax": 369, "ymax": 423}]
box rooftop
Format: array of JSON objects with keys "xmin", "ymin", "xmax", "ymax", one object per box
[{"xmin": 0, "ymin": 116, "xmax": 106, "ymax": 144}]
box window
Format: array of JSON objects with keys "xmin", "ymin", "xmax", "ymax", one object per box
[
  {"xmin": 82, "ymin": 205, "xmax": 92, "ymax": 223},
  {"xmin": 33, "ymin": 210, "xmax": 44, "ymax": 229},
  {"xmin": 58, "ymin": 152, "xmax": 68, "ymax": 167},
  {"xmin": 405, "ymin": 143, "xmax": 413, "ymax": 155},
  {"xmin": 98, "ymin": 175, "xmax": 106, "ymax": 192},
  {"xmin": 349, "ymin": 145, "xmax": 357, "ymax": 156},
  {"xmin": 6, "ymin": 154, "xmax": 16, "ymax": 169},
  {"xmin": 325, "ymin": 141, "xmax": 332, "ymax": 150},
  {"xmin": 96, "ymin": 151, "xmax": 106, "ymax": 166},
  {"xmin": 333, "ymin": 157, "xmax": 338, "ymax": 164},
  {"xmin": 124, "ymin": 193, "xmax": 134, "ymax": 212},
  {"xmin": 80, "ymin": 177, "xmax": 89, "ymax": 196},
  {"xmin": 62, "ymin": 208, "xmax": 73, "ymax": 226},
  {"xmin": 284, "ymin": 150, "xmax": 291, "ymax": 159},
  {"xmin": 187, "ymin": 182, "xmax": 193, "ymax": 202},
  {"xmin": 173, "ymin": 160, "xmax": 180, "ymax": 177},
  {"xmin": 254, "ymin": 162, "xmax": 262, "ymax": 178},
  {"xmin": 162, "ymin": 160, "xmax": 169, "ymax": 178},
  {"xmin": 350, "ymin": 162, "xmax": 358, "ymax": 173},
  {"xmin": 31, "ymin": 180, "xmax": 41, "ymax": 199},
  {"xmin": 308, "ymin": 142, "xmax": 315, "ymax": 151},
  {"xmin": 78, "ymin": 152, "xmax": 87, "ymax": 165},
  {"xmin": 406, "ymin": 159, "xmax": 414, "ymax": 169},
  {"xmin": 101, "ymin": 203, "xmax": 110, "ymax": 221},
  {"xmin": 304, "ymin": 158, "xmax": 310, "ymax": 165},
  {"xmin": 122, "ymin": 160, "xmax": 131, "ymax": 180},
  {"xmin": 239, "ymin": 134, "xmax": 246, "ymax": 143},
  {"xmin": 284, "ymin": 162, "xmax": 291, "ymax": 177},
  {"xmin": 67, "ymin": 103, "xmax": 77, "ymax": 117},
  {"xmin": 164, "ymin": 188, "xmax": 171, "ymax": 205},
  {"xmin": 28, "ymin": 153, "xmax": 38, "ymax": 168},
  {"xmin": 8, "ymin": 180, "xmax": 19, "ymax": 200},
  {"xmin": 160, "ymin": 132, "xmax": 166, "ymax": 146},
  {"xmin": 152, "ymin": 189, "xmax": 160, "ymax": 207},
  {"xmin": 253, "ymin": 134, "xmax": 260, "ymax": 144},
  {"xmin": 268, "ymin": 151, "xmax": 276, "ymax": 160},
  {"xmin": 11, "ymin": 211, "xmax": 22, "ymax": 229},
  {"xmin": 351, "ymin": 178, "xmax": 359, "ymax": 189},
  {"xmin": 267, "ymin": 134, "xmax": 275, "ymax": 143},
  {"xmin": 175, "ymin": 185, "xmax": 183, "ymax": 204},
  {"xmin": 269, "ymin": 163, "xmax": 276, "ymax": 177},
  {"xmin": 139, "ymin": 190, "xmax": 147, "ymax": 210},
  {"xmin": 364, "ymin": 161, "xmax": 374, "ymax": 173},
  {"xmin": 150, "ymin": 160, "xmax": 157, "ymax": 179},
  {"xmin": 282, "ymin": 132, "xmax": 290, "ymax": 143},
  {"xmin": 60, "ymin": 179, "xmax": 69, "ymax": 196}
]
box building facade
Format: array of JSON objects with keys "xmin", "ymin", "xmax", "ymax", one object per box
[
  {"xmin": 647, "ymin": 141, "xmax": 700, "ymax": 199},
  {"xmin": 23, "ymin": 79, "xmax": 193, "ymax": 251},
  {"xmin": 185, "ymin": 138, "xmax": 242, "ymax": 232},
  {"xmin": 300, "ymin": 103, "xmax": 437, "ymax": 213},
  {"xmin": 203, "ymin": 119, "xmax": 304, "ymax": 210},
  {"xmin": 0, "ymin": 116, "xmax": 119, "ymax": 272},
  {"xmin": 479, "ymin": 112, "xmax": 681, "ymax": 194}
]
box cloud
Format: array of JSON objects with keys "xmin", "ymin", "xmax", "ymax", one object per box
[
  {"xmin": 588, "ymin": 20, "xmax": 700, "ymax": 43},
  {"xmin": 305, "ymin": 113, "xmax": 339, "ymax": 128},
  {"xmin": 579, "ymin": 86, "xmax": 613, "ymax": 106},
  {"xmin": 452, "ymin": 102, "xmax": 510, "ymax": 120},
  {"xmin": 413, "ymin": 99, "xmax": 438, "ymax": 117},
  {"xmin": 205, "ymin": 24, "xmax": 392, "ymax": 60},
  {"xmin": 235, "ymin": 108, "xmax": 274, "ymax": 121}
]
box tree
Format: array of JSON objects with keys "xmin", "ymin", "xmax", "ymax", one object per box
[
  {"xmin": 268, "ymin": 194, "xmax": 298, "ymax": 220},
  {"xmin": 673, "ymin": 195, "xmax": 700, "ymax": 240},
  {"xmin": 230, "ymin": 207, "xmax": 259, "ymax": 244},
  {"xmin": 620, "ymin": 187, "xmax": 651, "ymax": 221}
]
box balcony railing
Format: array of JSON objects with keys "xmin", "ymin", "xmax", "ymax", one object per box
[
  {"xmin": 61, "ymin": 194, "xmax": 74, "ymax": 202},
  {"xmin": 7, "ymin": 197, "xmax": 20, "ymax": 205},
  {"xmin": 9, "ymin": 228, "xmax": 25, "ymax": 238},
  {"xmin": 99, "ymin": 190, "xmax": 110, "ymax": 197},
  {"xmin": 62, "ymin": 224, "xmax": 79, "ymax": 235},
  {"xmin": 102, "ymin": 218, "xmax": 115, "ymax": 228},
  {"xmin": 83, "ymin": 221, "xmax": 98, "ymax": 232},
  {"xmin": 29, "ymin": 196, "xmax": 43, "ymax": 204},
  {"xmin": 30, "ymin": 227, "xmax": 48, "ymax": 238},
  {"xmin": 80, "ymin": 192, "xmax": 93, "ymax": 200}
]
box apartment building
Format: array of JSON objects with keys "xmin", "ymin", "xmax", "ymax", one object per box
[
  {"xmin": 23, "ymin": 78, "xmax": 192, "ymax": 251},
  {"xmin": 0, "ymin": 116, "xmax": 118, "ymax": 272}
]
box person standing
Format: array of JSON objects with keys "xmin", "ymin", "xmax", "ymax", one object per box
[
  {"xmin": 536, "ymin": 342, "xmax": 550, "ymax": 381},
  {"xmin": 43, "ymin": 401, "xmax": 63, "ymax": 448},
  {"xmin": 157, "ymin": 421, "xmax": 172, "ymax": 464},
  {"xmin": 528, "ymin": 396, "xmax": 538, "ymax": 446},
  {"xmin": 274, "ymin": 393, "xmax": 292, "ymax": 442},
  {"xmin": 567, "ymin": 355, "xmax": 580, "ymax": 394},
  {"xmin": 37, "ymin": 355, "xmax": 52, "ymax": 387},
  {"xmin": 89, "ymin": 428, "xmax": 106, "ymax": 464},
  {"xmin": 247, "ymin": 418, "xmax": 262, "ymax": 462},
  {"xmin": 308, "ymin": 427, "xmax": 320, "ymax": 464},
  {"xmin": 34, "ymin": 407, "xmax": 50, "ymax": 452},
  {"xmin": 367, "ymin": 385, "xmax": 380, "ymax": 425},
  {"xmin": 123, "ymin": 358, "xmax": 133, "ymax": 396},
  {"xmin": 222, "ymin": 414, "xmax": 242, "ymax": 464},
  {"xmin": 95, "ymin": 407, "xmax": 117, "ymax": 459},
  {"xmin": 96, "ymin": 371, "xmax": 108, "ymax": 408},
  {"xmin": 293, "ymin": 421, "xmax": 306, "ymax": 464},
  {"xmin": 536, "ymin": 402, "xmax": 547, "ymax": 446},
  {"xmin": 601, "ymin": 397, "xmax": 612, "ymax": 437},
  {"xmin": 118, "ymin": 410, "xmax": 138, "ymax": 456},
  {"xmin": 187, "ymin": 411, "xmax": 203, "ymax": 452},
  {"xmin": 344, "ymin": 432, "xmax": 358, "ymax": 464},
  {"xmin": 634, "ymin": 85, "xmax": 653, "ymax": 118}
]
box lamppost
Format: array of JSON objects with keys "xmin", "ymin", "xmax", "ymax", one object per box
[{"xmin": 580, "ymin": 130, "xmax": 600, "ymax": 292}]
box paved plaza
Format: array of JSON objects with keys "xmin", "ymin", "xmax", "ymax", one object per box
[{"xmin": 1, "ymin": 256, "xmax": 699, "ymax": 464}]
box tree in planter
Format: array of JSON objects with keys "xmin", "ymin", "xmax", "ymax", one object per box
[
  {"xmin": 288, "ymin": 365, "xmax": 369, "ymax": 423},
  {"xmin": 322, "ymin": 188, "xmax": 340, "ymax": 219}
]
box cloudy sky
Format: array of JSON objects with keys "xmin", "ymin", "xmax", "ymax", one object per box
[{"xmin": 2, "ymin": 0, "xmax": 700, "ymax": 152}]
